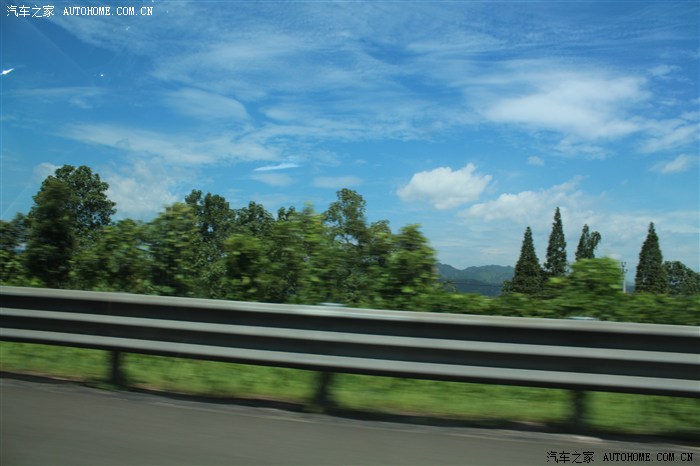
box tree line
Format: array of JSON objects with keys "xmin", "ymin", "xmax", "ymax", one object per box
[
  {"xmin": 504, "ymin": 207, "xmax": 700, "ymax": 296},
  {"xmin": 1, "ymin": 165, "xmax": 698, "ymax": 325}
]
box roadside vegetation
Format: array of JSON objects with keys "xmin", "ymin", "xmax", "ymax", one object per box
[{"xmin": 1, "ymin": 164, "xmax": 698, "ymax": 438}]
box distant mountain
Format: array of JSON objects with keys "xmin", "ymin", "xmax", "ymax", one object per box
[{"xmin": 436, "ymin": 263, "xmax": 514, "ymax": 296}]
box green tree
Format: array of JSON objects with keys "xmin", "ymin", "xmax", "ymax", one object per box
[
  {"xmin": 0, "ymin": 214, "xmax": 28, "ymax": 284},
  {"xmin": 185, "ymin": 190, "xmax": 236, "ymax": 247},
  {"xmin": 575, "ymin": 224, "xmax": 601, "ymax": 261},
  {"xmin": 377, "ymin": 224, "xmax": 439, "ymax": 308},
  {"xmin": 148, "ymin": 203, "xmax": 201, "ymax": 296},
  {"xmin": 234, "ymin": 201, "xmax": 274, "ymax": 238},
  {"xmin": 32, "ymin": 165, "xmax": 116, "ymax": 245},
  {"xmin": 547, "ymin": 258, "xmax": 624, "ymax": 320},
  {"xmin": 504, "ymin": 226, "xmax": 543, "ymax": 294},
  {"xmin": 635, "ymin": 222, "xmax": 668, "ymax": 294},
  {"xmin": 543, "ymin": 207, "xmax": 567, "ymax": 278},
  {"xmin": 185, "ymin": 190, "xmax": 237, "ymax": 298},
  {"xmin": 324, "ymin": 189, "xmax": 369, "ymax": 246},
  {"xmin": 664, "ymin": 261, "xmax": 700, "ymax": 295},
  {"xmin": 223, "ymin": 233, "xmax": 272, "ymax": 301},
  {"xmin": 24, "ymin": 179, "xmax": 76, "ymax": 288},
  {"xmin": 71, "ymin": 219, "xmax": 152, "ymax": 293}
]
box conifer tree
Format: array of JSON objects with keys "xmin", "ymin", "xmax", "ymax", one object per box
[
  {"xmin": 635, "ymin": 222, "xmax": 668, "ymax": 293},
  {"xmin": 504, "ymin": 226, "xmax": 543, "ymax": 294},
  {"xmin": 575, "ymin": 224, "xmax": 601, "ymax": 261},
  {"xmin": 544, "ymin": 207, "xmax": 567, "ymax": 278}
]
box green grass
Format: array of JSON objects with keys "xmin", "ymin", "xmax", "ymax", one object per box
[{"xmin": 1, "ymin": 341, "xmax": 698, "ymax": 439}]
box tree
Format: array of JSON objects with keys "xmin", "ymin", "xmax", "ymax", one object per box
[
  {"xmin": 377, "ymin": 224, "xmax": 439, "ymax": 308},
  {"xmin": 24, "ymin": 179, "xmax": 76, "ymax": 288},
  {"xmin": 148, "ymin": 203, "xmax": 201, "ymax": 296},
  {"xmin": 234, "ymin": 201, "xmax": 274, "ymax": 238},
  {"xmin": 184, "ymin": 190, "xmax": 238, "ymax": 298},
  {"xmin": 547, "ymin": 258, "xmax": 624, "ymax": 320},
  {"xmin": 575, "ymin": 224, "xmax": 601, "ymax": 261},
  {"xmin": 71, "ymin": 219, "xmax": 152, "ymax": 293},
  {"xmin": 32, "ymin": 165, "xmax": 116, "ymax": 245},
  {"xmin": 323, "ymin": 189, "xmax": 369, "ymax": 246},
  {"xmin": 664, "ymin": 261, "xmax": 700, "ymax": 295},
  {"xmin": 543, "ymin": 207, "xmax": 567, "ymax": 278},
  {"xmin": 321, "ymin": 189, "xmax": 374, "ymax": 303},
  {"xmin": 504, "ymin": 226, "xmax": 543, "ymax": 294},
  {"xmin": 635, "ymin": 222, "xmax": 668, "ymax": 294},
  {"xmin": 184, "ymin": 190, "xmax": 236, "ymax": 246},
  {"xmin": 0, "ymin": 214, "xmax": 28, "ymax": 284}
]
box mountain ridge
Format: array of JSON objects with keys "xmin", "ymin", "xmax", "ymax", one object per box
[{"xmin": 436, "ymin": 263, "xmax": 514, "ymax": 296}]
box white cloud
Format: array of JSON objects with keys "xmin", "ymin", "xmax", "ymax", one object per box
[
  {"xmin": 313, "ymin": 176, "xmax": 362, "ymax": 189},
  {"xmin": 483, "ymin": 74, "xmax": 646, "ymax": 140},
  {"xmin": 62, "ymin": 123, "xmax": 279, "ymax": 166},
  {"xmin": 648, "ymin": 65, "xmax": 680, "ymax": 78},
  {"xmin": 251, "ymin": 172, "xmax": 295, "ymax": 187},
  {"xmin": 460, "ymin": 178, "xmax": 582, "ymax": 224},
  {"xmin": 527, "ymin": 156, "xmax": 544, "ymax": 166},
  {"xmin": 651, "ymin": 154, "xmax": 698, "ymax": 174},
  {"xmin": 162, "ymin": 88, "xmax": 249, "ymax": 121},
  {"xmin": 106, "ymin": 160, "xmax": 180, "ymax": 220},
  {"xmin": 397, "ymin": 163, "xmax": 492, "ymax": 210},
  {"xmin": 33, "ymin": 162, "xmax": 60, "ymax": 181},
  {"xmin": 254, "ymin": 162, "xmax": 300, "ymax": 172},
  {"xmin": 641, "ymin": 118, "xmax": 699, "ymax": 153}
]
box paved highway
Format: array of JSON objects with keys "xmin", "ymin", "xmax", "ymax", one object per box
[{"xmin": 1, "ymin": 377, "xmax": 697, "ymax": 465}]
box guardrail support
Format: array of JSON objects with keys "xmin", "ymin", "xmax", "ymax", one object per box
[
  {"xmin": 314, "ymin": 371, "xmax": 335, "ymax": 409},
  {"xmin": 571, "ymin": 390, "xmax": 587, "ymax": 429},
  {"xmin": 110, "ymin": 350, "xmax": 126, "ymax": 387}
]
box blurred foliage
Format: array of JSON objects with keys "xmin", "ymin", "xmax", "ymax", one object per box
[{"xmin": 2, "ymin": 166, "xmax": 698, "ymax": 326}]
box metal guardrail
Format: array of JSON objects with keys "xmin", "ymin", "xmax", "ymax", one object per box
[{"xmin": 1, "ymin": 286, "xmax": 699, "ymax": 418}]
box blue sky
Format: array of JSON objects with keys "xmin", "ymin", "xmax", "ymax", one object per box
[{"xmin": 2, "ymin": 1, "xmax": 699, "ymax": 276}]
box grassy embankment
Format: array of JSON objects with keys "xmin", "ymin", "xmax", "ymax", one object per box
[{"xmin": 1, "ymin": 341, "xmax": 698, "ymax": 440}]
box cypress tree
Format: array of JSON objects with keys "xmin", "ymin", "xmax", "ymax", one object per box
[
  {"xmin": 635, "ymin": 222, "xmax": 668, "ymax": 293},
  {"xmin": 505, "ymin": 226, "xmax": 543, "ymax": 294},
  {"xmin": 575, "ymin": 224, "xmax": 601, "ymax": 261},
  {"xmin": 544, "ymin": 207, "xmax": 567, "ymax": 278}
]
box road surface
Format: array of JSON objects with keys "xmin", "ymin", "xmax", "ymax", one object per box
[{"xmin": 1, "ymin": 377, "xmax": 697, "ymax": 465}]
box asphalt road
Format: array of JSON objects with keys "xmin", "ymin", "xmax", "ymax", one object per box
[{"xmin": 1, "ymin": 377, "xmax": 698, "ymax": 465}]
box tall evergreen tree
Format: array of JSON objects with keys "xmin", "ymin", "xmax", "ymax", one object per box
[
  {"xmin": 504, "ymin": 226, "xmax": 543, "ymax": 294},
  {"xmin": 635, "ymin": 222, "xmax": 668, "ymax": 293},
  {"xmin": 543, "ymin": 207, "xmax": 567, "ymax": 278},
  {"xmin": 575, "ymin": 224, "xmax": 601, "ymax": 260}
]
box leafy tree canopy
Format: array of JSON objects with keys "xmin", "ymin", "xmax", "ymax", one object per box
[{"xmin": 31, "ymin": 165, "xmax": 116, "ymax": 245}]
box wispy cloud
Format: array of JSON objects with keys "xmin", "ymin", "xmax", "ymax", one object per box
[
  {"xmin": 650, "ymin": 154, "xmax": 698, "ymax": 174},
  {"xmin": 62, "ymin": 123, "xmax": 279, "ymax": 165},
  {"xmin": 482, "ymin": 72, "xmax": 646, "ymax": 140},
  {"xmin": 254, "ymin": 162, "xmax": 300, "ymax": 172},
  {"xmin": 528, "ymin": 156, "xmax": 545, "ymax": 166},
  {"xmin": 251, "ymin": 172, "xmax": 295, "ymax": 187},
  {"xmin": 162, "ymin": 88, "xmax": 249, "ymax": 121},
  {"xmin": 313, "ymin": 176, "xmax": 362, "ymax": 189},
  {"xmin": 397, "ymin": 163, "xmax": 492, "ymax": 210}
]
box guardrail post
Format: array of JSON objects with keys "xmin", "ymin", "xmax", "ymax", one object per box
[
  {"xmin": 110, "ymin": 350, "xmax": 126, "ymax": 387},
  {"xmin": 314, "ymin": 371, "xmax": 335, "ymax": 409},
  {"xmin": 571, "ymin": 390, "xmax": 587, "ymax": 430}
]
